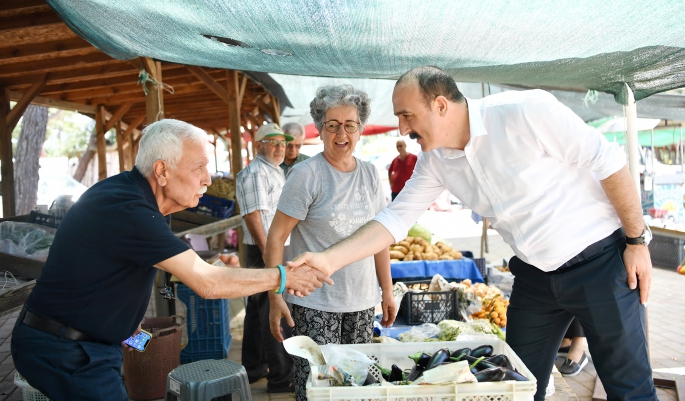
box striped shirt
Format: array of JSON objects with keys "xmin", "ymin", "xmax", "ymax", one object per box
[{"xmin": 236, "ymin": 154, "xmax": 289, "ymax": 246}]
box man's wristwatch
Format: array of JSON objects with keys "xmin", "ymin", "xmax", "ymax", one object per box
[{"xmin": 626, "ymin": 227, "xmax": 652, "ymax": 246}]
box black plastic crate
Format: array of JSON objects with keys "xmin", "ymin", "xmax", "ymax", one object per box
[
  {"xmin": 471, "ymin": 257, "xmax": 487, "ymax": 284},
  {"xmin": 399, "ymin": 280, "xmax": 459, "ymax": 325},
  {"xmin": 649, "ymin": 233, "xmax": 684, "ymax": 269},
  {"xmin": 188, "ymin": 195, "xmax": 235, "ymax": 218},
  {"xmin": 29, "ymin": 211, "xmax": 61, "ymax": 229}
]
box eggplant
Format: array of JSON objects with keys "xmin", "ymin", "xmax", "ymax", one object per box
[
  {"xmin": 406, "ymin": 364, "xmax": 425, "ymax": 381},
  {"xmin": 470, "ymin": 344, "xmax": 494, "ymax": 358},
  {"xmin": 503, "ymin": 368, "xmax": 528, "ymax": 381},
  {"xmin": 462, "ymin": 355, "xmax": 498, "ymax": 370},
  {"xmin": 389, "ymin": 364, "xmax": 406, "ymax": 382},
  {"xmin": 473, "ymin": 366, "xmax": 507, "ymax": 382},
  {"xmin": 486, "ymin": 354, "xmax": 515, "ymax": 371},
  {"xmin": 363, "ymin": 371, "xmax": 379, "ymax": 385},
  {"xmin": 409, "ymin": 352, "xmax": 433, "ymax": 368},
  {"xmin": 375, "ymin": 364, "xmax": 391, "ymax": 381},
  {"xmin": 450, "ymin": 347, "xmax": 471, "ymax": 359},
  {"xmin": 425, "ymin": 348, "xmax": 450, "ymax": 370}
]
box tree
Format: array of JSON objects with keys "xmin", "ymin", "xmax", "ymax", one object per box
[{"xmin": 14, "ymin": 105, "xmax": 48, "ymax": 215}]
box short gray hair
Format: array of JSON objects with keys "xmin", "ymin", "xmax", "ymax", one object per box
[
  {"xmin": 282, "ymin": 122, "xmax": 305, "ymax": 138},
  {"xmin": 135, "ymin": 119, "xmax": 208, "ymax": 177},
  {"xmin": 310, "ymin": 85, "xmax": 371, "ymax": 134}
]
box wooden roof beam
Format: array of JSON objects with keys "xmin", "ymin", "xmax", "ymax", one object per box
[
  {"xmin": 0, "ymin": 52, "xmax": 117, "ymax": 78},
  {"xmin": 6, "ymin": 74, "xmax": 47, "ymax": 133},
  {"xmin": 9, "ymin": 90, "xmax": 96, "ymax": 115},
  {"xmin": 0, "ymin": 0, "xmax": 46, "ymax": 14},
  {"xmin": 0, "ymin": 37, "xmax": 92, "ymax": 63},
  {"xmin": 0, "ymin": 10, "xmax": 63, "ymax": 32},
  {"xmin": 186, "ymin": 65, "xmax": 230, "ymax": 104},
  {"xmin": 103, "ymin": 102, "xmax": 135, "ymax": 133},
  {"xmin": 0, "ymin": 62, "xmax": 135, "ymax": 87},
  {"xmin": 125, "ymin": 114, "xmax": 146, "ymax": 141}
]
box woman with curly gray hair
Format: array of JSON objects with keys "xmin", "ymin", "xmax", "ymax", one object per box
[{"xmin": 264, "ymin": 84, "xmax": 396, "ymax": 399}]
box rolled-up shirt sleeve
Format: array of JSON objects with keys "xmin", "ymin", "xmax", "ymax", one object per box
[
  {"xmin": 521, "ymin": 90, "xmax": 626, "ymax": 180},
  {"xmin": 373, "ymin": 153, "xmax": 445, "ymax": 242}
]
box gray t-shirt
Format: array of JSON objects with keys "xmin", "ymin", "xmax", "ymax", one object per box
[{"xmin": 279, "ymin": 153, "xmax": 386, "ymax": 313}]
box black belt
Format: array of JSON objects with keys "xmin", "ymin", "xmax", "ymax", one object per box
[
  {"xmin": 21, "ymin": 308, "xmax": 106, "ymax": 344},
  {"xmin": 556, "ymin": 228, "xmax": 625, "ymax": 272}
]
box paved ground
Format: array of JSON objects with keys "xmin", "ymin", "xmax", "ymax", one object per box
[{"xmin": 0, "ymin": 208, "xmax": 682, "ymax": 400}]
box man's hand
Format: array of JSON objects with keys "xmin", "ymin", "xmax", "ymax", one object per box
[
  {"xmin": 380, "ymin": 291, "xmax": 397, "ymax": 328},
  {"xmin": 122, "ymin": 321, "xmax": 143, "ymax": 352},
  {"xmin": 287, "ymin": 251, "xmax": 335, "ymax": 277},
  {"xmin": 623, "ymin": 244, "xmax": 652, "ymax": 304},
  {"xmin": 269, "ymin": 296, "xmax": 294, "ymax": 342},
  {"xmin": 284, "ymin": 263, "xmax": 334, "ymax": 297}
]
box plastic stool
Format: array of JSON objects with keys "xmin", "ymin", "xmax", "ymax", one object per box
[{"xmin": 165, "ymin": 360, "xmax": 251, "ymax": 401}]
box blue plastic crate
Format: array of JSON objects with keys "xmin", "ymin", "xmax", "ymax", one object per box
[
  {"xmin": 177, "ymin": 284, "xmax": 232, "ymax": 364},
  {"xmin": 188, "ymin": 195, "xmax": 235, "ymax": 218}
]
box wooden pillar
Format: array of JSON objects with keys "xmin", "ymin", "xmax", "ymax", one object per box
[
  {"xmin": 0, "ymin": 88, "xmax": 14, "ymax": 217},
  {"xmin": 271, "ymin": 95, "xmax": 281, "ymax": 126},
  {"xmin": 95, "ymin": 105, "xmax": 107, "ymax": 181},
  {"xmin": 116, "ymin": 121, "xmax": 125, "ymax": 173},
  {"xmin": 227, "ymin": 71, "xmax": 243, "ymax": 176},
  {"xmin": 144, "ymin": 59, "xmax": 164, "ymax": 124}
]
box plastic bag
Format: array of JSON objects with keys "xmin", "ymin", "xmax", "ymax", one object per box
[
  {"xmin": 437, "ymin": 319, "xmax": 470, "ymax": 341},
  {"xmin": 397, "ymin": 323, "xmax": 440, "ymax": 342},
  {"xmin": 0, "ymin": 222, "xmax": 55, "ymax": 261},
  {"xmin": 320, "ymin": 343, "xmax": 375, "ymax": 386},
  {"xmin": 392, "ymin": 281, "xmax": 408, "ymax": 308}
]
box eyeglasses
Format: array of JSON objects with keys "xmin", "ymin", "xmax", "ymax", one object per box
[
  {"xmin": 260, "ymin": 139, "xmax": 288, "ymax": 147},
  {"xmin": 324, "ymin": 120, "xmax": 360, "ymax": 134},
  {"xmin": 286, "ymin": 142, "xmax": 302, "ymax": 150},
  {"xmin": 158, "ymin": 285, "xmax": 176, "ymax": 300}
]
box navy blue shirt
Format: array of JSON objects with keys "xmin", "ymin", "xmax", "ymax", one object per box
[{"xmin": 26, "ymin": 167, "xmax": 189, "ymax": 345}]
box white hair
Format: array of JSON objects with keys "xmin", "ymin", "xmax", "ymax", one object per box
[
  {"xmin": 135, "ymin": 119, "xmax": 208, "ymax": 177},
  {"xmin": 282, "ymin": 122, "xmax": 305, "ymax": 138}
]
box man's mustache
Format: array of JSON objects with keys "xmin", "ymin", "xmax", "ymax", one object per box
[{"xmin": 409, "ymin": 132, "xmax": 421, "ymax": 140}]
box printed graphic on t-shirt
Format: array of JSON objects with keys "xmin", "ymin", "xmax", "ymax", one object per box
[{"xmin": 328, "ymin": 187, "xmax": 374, "ymax": 236}]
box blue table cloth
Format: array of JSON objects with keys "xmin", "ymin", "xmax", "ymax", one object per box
[{"xmin": 391, "ymin": 258, "xmax": 484, "ymax": 283}]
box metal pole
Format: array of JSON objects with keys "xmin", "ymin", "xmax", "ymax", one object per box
[
  {"xmin": 651, "ymin": 129, "xmax": 654, "ymax": 174},
  {"xmin": 624, "ymin": 83, "xmax": 641, "ymax": 199},
  {"xmin": 680, "ymin": 126, "xmax": 683, "ymax": 173}
]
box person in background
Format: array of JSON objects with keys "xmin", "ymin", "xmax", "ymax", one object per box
[
  {"xmin": 12, "ymin": 119, "xmax": 331, "ymax": 401},
  {"xmin": 236, "ymin": 123, "xmax": 298, "ymax": 393},
  {"xmin": 289, "ymin": 66, "xmax": 656, "ymax": 401},
  {"xmin": 280, "ymin": 122, "xmax": 310, "ymax": 177},
  {"xmin": 388, "ymin": 139, "xmax": 417, "ymax": 201},
  {"xmin": 558, "ymin": 318, "xmax": 588, "ymax": 376},
  {"xmin": 266, "ymin": 85, "xmax": 396, "ymax": 401}
]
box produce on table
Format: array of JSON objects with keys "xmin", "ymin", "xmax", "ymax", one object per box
[
  {"xmin": 437, "ymin": 320, "xmax": 470, "ymax": 341},
  {"xmin": 469, "ymin": 318, "xmax": 507, "ymax": 341},
  {"xmin": 389, "ymin": 237, "xmax": 463, "ymax": 262},
  {"xmin": 204, "ymin": 177, "xmax": 235, "ymax": 199},
  {"xmin": 374, "ymin": 345, "xmax": 528, "ymax": 385},
  {"xmin": 471, "ymin": 294, "xmax": 509, "ymax": 328},
  {"xmin": 408, "ymin": 223, "xmax": 432, "ymax": 242}
]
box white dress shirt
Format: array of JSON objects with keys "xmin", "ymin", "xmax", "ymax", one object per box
[{"xmin": 374, "ymin": 90, "xmax": 626, "ymax": 271}]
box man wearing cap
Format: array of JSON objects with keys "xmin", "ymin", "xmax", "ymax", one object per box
[
  {"xmin": 236, "ymin": 123, "xmax": 295, "ymax": 393},
  {"xmin": 280, "ymin": 122, "xmax": 310, "ymax": 177}
]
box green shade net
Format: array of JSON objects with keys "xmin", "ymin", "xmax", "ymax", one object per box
[
  {"xmin": 602, "ymin": 127, "xmax": 684, "ymax": 147},
  {"xmin": 47, "ymin": 1, "xmax": 685, "ymax": 104}
]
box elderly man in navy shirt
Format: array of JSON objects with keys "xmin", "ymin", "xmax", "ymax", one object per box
[{"xmin": 11, "ymin": 119, "xmax": 332, "ymax": 401}]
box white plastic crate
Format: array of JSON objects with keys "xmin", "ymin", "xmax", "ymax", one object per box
[
  {"xmin": 14, "ymin": 372, "xmax": 50, "ymax": 401},
  {"xmin": 307, "ymin": 339, "xmax": 536, "ymax": 401}
]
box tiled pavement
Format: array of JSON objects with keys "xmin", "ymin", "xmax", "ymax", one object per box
[{"xmin": 0, "ymin": 231, "xmax": 682, "ymax": 400}]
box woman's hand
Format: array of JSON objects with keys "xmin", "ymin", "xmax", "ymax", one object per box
[
  {"xmin": 269, "ymin": 295, "xmax": 294, "ymax": 342},
  {"xmin": 380, "ymin": 291, "xmax": 397, "ymax": 328}
]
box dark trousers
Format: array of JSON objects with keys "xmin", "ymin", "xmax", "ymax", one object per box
[
  {"xmin": 11, "ymin": 309, "xmax": 127, "ymax": 401},
  {"xmin": 506, "ymin": 240, "xmax": 656, "ymax": 401},
  {"xmin": 564, "ymin": 317, "xmax": 584, "ymax": 339},
  {"xmin": 241, "ymin": 244, "xmax": 293, "ymax": 389},
  {"xmin": 391, "ymin": 192, "xmax": 400, "ymax": 201}
]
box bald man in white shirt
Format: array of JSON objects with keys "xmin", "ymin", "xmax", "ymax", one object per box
[{"xmin": 290, "ymin": 66, "xmax": 657, "ymax": 401}]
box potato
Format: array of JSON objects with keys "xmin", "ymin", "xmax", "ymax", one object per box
[
  {"xmin": 405, "ymin": 236, "xmax": 415, "ymax": 244},
  {"xmin": 403, "ymin": 251, "xmax": 414, "ymax": 261},
  {"xmin": 434, "ymin": 247, "xmax": 443, "ymax": 256},
  {"xmin": 422, "ymin": 252, "xmax": 438, "ymax": 261},
  {"xmin": 423, "ymin": 244, "xmax": 433, "ymax": 254},
  {"xmin": 410, "ymin": 244, "xmax": 424, "ymax": 254},
  {"xmin": 398, "ymin": 240, "xmax": 412, "ymax": 249},
  {"xmin": 392, "ymin": 245, "xmax": 409, "ymax": 255},
  {"xmin": 390, "ymin": 258, "xmax": 400, "ymax": 262},
  {"xmin": 439, "ymin": 254, "xmax": 452, "ymax": 260},
  {"xmin": 450, "ymin": 250, "xmax": 463, "ymax": 259},
  {"xmin": 413, "ymin": 251, "xmax": 423, "ymax": 260},
  {"xmin": 389, "ymin": 250, "xmax": 405, "ymax": 259}
]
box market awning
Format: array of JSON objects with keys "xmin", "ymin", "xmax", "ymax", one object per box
[{"xmin": 47, "ymin": 0, "xmax": 685, "ymax": 104}]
